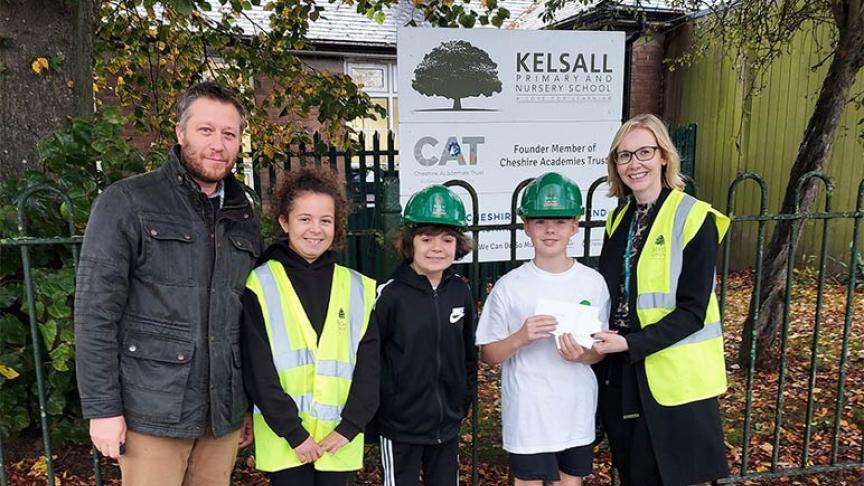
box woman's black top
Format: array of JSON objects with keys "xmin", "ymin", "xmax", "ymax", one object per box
[{"xmin": 597, "ymin": 188, "xmax": 719, "ymax": 417}]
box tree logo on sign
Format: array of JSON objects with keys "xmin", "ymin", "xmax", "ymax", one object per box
[{"xmin": 412, "ymin": 40, "xmax": 502, "ymax": 111}]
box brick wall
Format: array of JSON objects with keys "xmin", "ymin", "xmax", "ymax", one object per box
[
  {"xmin": 96, "ymin": 79, "xmax": 159, "ymax": 151},
  {"xmin": 253, "ymin": 55, "xmax": 349, "ymax": 202},
  {"xmin": 103, "ymin": 55, "xmax": 348, "ymax": 154},
  {"xmin": 98, "ymin": 54, "xmax": 359, "ymax": 209},
  {"xmin": 628, "ymin": 35, "xmax": 666, "ymax": 118}
]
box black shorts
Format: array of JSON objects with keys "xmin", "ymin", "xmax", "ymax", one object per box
[{"xmin": 509, "ymin": 444, "xmax": 593, "ymax": 481}]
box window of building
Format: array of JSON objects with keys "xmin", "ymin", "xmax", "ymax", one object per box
[{"xmin": 346, "ymin": 60, "xmax": 399, "ymax": 150}]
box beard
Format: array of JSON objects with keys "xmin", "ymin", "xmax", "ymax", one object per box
[{"xmin": 180, "ymin": 144, "xmax": 236, "ymax": 184}]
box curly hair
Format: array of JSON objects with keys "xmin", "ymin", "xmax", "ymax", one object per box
[
  {"xmin": 274, "ymin": 166, "xmax": 351, "ymax": 248},
  {"xmin": 391, "ymin": 224, "xmax": 473, "ymax": 262}
]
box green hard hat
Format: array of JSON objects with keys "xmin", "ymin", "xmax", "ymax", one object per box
[
  {"xmin": 402, "ymin": 185, "xmax": 467, "ymax": 228},
  {"xmin": 518, "ymin": 172, "xmax": 584, "ymax": 219}
]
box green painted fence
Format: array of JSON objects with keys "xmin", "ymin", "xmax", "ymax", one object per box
[{"xmin": 666, "ymin": 21, "xmax": 864, "ymax": 272}]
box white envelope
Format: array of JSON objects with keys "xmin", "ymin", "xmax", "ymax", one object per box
[{"xmin": 534, "ymin": 298, "xmax": 603, "ymax": 349}]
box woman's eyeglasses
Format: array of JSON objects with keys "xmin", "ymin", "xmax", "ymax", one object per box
[{"xmin": 615, "ymin": 146, "xmax": 659, "ymax": 165}]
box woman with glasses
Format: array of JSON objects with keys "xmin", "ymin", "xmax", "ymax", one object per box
[{"xmin": 590, "ymin": 114, "xmax": 730, "ymax": 486}]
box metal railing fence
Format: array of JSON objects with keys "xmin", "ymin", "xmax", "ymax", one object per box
[{"xmin": 1, "ymin": 166, "xmax": 862, "ymax": 484}]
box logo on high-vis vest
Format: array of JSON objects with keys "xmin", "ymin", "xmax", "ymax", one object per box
[
  {"xmin": 449, "ymin": 307, "xmax": 465, "ymax": 324},
  {"xmin": 338, "ymin": 308, "xmax": 347, "ymax": 331},
  {"xmin": 655, "ymin": 235, "xmax": 665, "ymax": 246}
]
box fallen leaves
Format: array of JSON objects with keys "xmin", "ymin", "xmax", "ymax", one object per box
[
  {"xmin": 31, "ymin": 57, "xmax": 49, "ymax": 75},
  {"xmin": 719, "ymin": 271, "xmax": 864, "ymax": 484},
  {"xmin": 5, "ymin": 271, "xmax": 863, "ymax": 485}
]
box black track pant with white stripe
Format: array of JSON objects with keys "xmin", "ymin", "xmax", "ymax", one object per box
[{"xmin": 379, "ymin": 436, "xmax": 460, "ymax": 486}]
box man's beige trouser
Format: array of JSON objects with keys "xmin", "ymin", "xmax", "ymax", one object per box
[{"xmin": 118, "ymin": 428, "xmax": 241, "ymax": 486}]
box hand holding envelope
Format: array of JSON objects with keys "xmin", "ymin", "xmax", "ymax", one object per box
[{"xmin": 534, "ymin": 298, "xmax": 603, "ymax": 349}]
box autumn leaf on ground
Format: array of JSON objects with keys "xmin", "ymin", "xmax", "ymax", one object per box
[{"xmin": 31, "ymin": 57, "xmax": 50, "ymax": 75}]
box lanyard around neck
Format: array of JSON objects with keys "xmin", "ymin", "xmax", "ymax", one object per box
[{"xmin": 623, "ymin": 214, "xmax": 636, "ymax": 301}]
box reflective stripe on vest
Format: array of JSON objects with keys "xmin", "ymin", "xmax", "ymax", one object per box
[
  {"xmin": 254, "ymin": 264, "xmax": 367, "ymax": 384},
  {"xmin": 634, "ymin": 192, "xmax": 696, "ymax": 311},
  {"xmin": 608, "ymin": 190, "xmax": 730, "ymax": 406},
  {"xmin": 247, "ymin": 261, "xmax": 375, "ymax": 472},
  {"xmin": 253, "ymin": 393, "xmax": 342, "ymax": 421},
  {"xmin": 253, "ymin": 265, "xmax": 314, "ymax": 371}
]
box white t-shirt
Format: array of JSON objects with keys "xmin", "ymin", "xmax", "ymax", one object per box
[{"xmin": 476, "ymin": 260, "xmax": 611, "ymax": 454}]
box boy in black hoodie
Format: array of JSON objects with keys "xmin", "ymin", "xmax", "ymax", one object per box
[{"xmin": 372, "ymin": 185, "xmax": 478, "ymax": 486}]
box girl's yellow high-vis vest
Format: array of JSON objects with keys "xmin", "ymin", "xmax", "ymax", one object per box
[
  {"xmin": 606, "ymin": 190, "xmax": 730, "ymax": 406},
  {"xmin": 246, "ymin": 260, "xmax": 375, "ymax": 472}
]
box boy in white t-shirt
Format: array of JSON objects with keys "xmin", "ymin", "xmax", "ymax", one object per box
[{"xmin": 476, "ymin": 172, "xmax": 610, "ymax": 486}]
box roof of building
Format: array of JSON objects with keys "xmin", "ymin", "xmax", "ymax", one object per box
[
  {"xmin": 209, "ymin": 0, "xmax": 546, "ymax": 48},
  {"xmin": 203, "ymin": 0, "xmax": 689, "ymax": 49},
  {"xmin": 509, "ymin": 0, "xmax": 684, "ymax": 30}
]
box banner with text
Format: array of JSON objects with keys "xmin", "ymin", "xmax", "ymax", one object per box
[{"xmin": 398, "ymin": 28, "xmax": 625, "ymax": 261}]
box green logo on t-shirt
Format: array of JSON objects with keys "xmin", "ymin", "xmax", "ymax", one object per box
[{"xmin": 579, "ymin": 299, "xmax": 591, "ymax": 306}]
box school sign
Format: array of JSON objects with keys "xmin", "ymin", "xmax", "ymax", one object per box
[{"xmin": 398, "ymin": 28, "xmax": 625, "ymax": 261}]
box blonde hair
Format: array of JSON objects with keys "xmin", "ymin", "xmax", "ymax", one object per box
[{"xmin": 606, "ymin": 114, "xmax": 686, "ymax": 198}]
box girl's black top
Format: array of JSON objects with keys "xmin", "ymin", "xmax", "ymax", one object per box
[{"xmin": 241, "ymin": 241, "xmax": 380, "ymax": 448}]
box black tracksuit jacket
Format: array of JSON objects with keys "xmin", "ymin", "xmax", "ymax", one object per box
[
  {"xmin": 241, "ymin": 242, "xmax": 379, "ymax": 449},
  {"xmin": 371, "ymin": 262, "xmax": 478, "ymax": 445}
]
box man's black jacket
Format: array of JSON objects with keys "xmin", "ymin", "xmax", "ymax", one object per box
[
  {"xmin": 74, "ymin": 146, "xmax": 261, "ymax": 438},
  {"xmin": 371, "ymin": 262, "xmax": 478, "ymax": 444}
]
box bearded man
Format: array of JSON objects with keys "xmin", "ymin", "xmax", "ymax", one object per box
[{"xmin": 75, "ymin": 82, "xmax": 262, "ymax": 485}]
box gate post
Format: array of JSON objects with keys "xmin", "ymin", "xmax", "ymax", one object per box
[{"xmin": 380, "ymin": 176, "xmax": 402, "ymax": 276}]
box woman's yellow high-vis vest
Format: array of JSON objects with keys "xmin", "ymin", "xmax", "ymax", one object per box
[
  {"xmin": 606, "ymin": 190, "xmax": 730, "ymax": 406},
  {"xmin": 246, "ymin": 260, "xmax": 375, "ymax": 472}
]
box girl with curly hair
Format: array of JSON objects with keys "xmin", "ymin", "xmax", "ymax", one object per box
[{"xmin": 242, "ymin": 167, "xmax": 379, "ymax": 486}]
